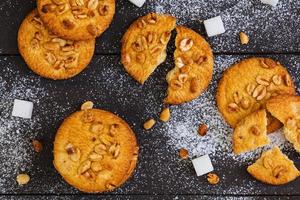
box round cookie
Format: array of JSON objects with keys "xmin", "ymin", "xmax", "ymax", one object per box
[
  {"xmin": 216, "ymin": 57, "xmax": 296, "ymax": 133},
  {"xmin": 121, "ymin": 13, "xmax": 176, "ymax": 84},
  {"xmin": 53, "ymin": 107, "xmax": 139, "ymax": 193},
  {"xmin": 18, "ymin": 10, "xmax": 95, "ymax": 80},
  {"xmin": 37, "ymin": 0, "xmax": 115, "ymax": 40},
  {"xmin": 164, "ymin": 26, "xmax": 214, "ymax": 104}
]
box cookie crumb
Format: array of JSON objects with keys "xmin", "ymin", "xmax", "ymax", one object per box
[
  {"xmin": 16, "ymin": 174, "xmax": 30, "ymax": 185},
  {"xmin": 143, "ymin": 119, "xmax": 156, "ymax": 130},
  {"xmin": 239, "ymin": 32, "xmax": 249, "ymax": 45},
  {"xmin": 31, "ymin": 139, "xmax": 43, "ymax": 153},
  {"xmin": 207, "ymin": 173, "xmax": 220, "ymax": 185},
  {"xmin": 198, "ymin": 124, "xmax": 208, "ymax": 136},
  {"xmin": 159, "ymin": 107, "xmax": 170, "ymax": 122},
  {"xmin": 179, "ymin": 148, "xmax": 189, "ymax": 159}
]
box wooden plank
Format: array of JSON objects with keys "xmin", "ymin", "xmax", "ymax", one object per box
[
  {"xmin": 0, "ymin": 1, "xmax": 299, "ymax": 55},
  {"xmin": 0, "ymin": 195, "xmax": 299, "ymax": 200},
  {"xmin": 0, "ymin": 54, "xmax": 299, "ymax": 195}
]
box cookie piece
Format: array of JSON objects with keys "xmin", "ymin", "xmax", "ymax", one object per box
[
  {"xmin": 18, "ymin": 10, "xmax": 95, "ymax": 80},
  {"xmin": 164, "ymin": 26, "xmax": 214, "ymax": 104},
  {"xmin": 216, "ymin": 57, "xmax": 296, "ymax": 133},
  {"xmin": 53, "ymin": 108, "xmax": 139, "ymax": 193},
  {"xmin": 121, "ymin": 13, "xmax": 176, "ymax": 84},
  {"xmin": 267, "ymin": 95, "xmax": 300, "ymax": 153},
  {"xmin": 37, "ymin": 0, "xmax": 115, "ymax": 40},
  {"xmin": 233, "ymin": 109, "xmax": 269, "ymax": 154},
  {"xmin": 247, "ymin": 146, "xmax": 299, "ymax": 185}
]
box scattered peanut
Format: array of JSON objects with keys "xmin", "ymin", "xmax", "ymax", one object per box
[
  {"xmin": 198, "ymin": 124, "xmax": 208, "ymax": 136},
  {"xmin": 159, "ymin": 108, "xmax": 170, "ymax": 122},
  {"xmin": 207, "ymin": 173, "xmax": 220, "ymax": 185},
  {"xmin": 143, "ymin": 119, "xmax": 156, "ymax": 130},
  {"xmin": 179, "ymin": 148, "xmax": 189, "ymax": 159},
  {"xmin": 31, "ymin": 139, "xmax": 43, "ymax": 153},
  {"xmin": 239, "ymin": 32, "xmax": 249, "ymax": 45},
  {"xmin": 16, "ymin": 174, "xmax": 30, "ymax": 185}
]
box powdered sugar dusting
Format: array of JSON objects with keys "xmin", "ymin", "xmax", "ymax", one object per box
[
  {"xmin": 151, "ymin": 0, "xmax": 300, "ymax": 53},
  {"xmin": 0, "ymin": 59, "xmax": 46, "ymax": 189}
]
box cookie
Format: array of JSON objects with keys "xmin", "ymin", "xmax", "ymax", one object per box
[
  {"xmin": 18, "ymin": 10, "xmax": 95, "ymax": 80},
  {"xmin": 247, "ymin": 146, "xmax": 299, "ymax": 185},
  {"xmin": 37, "ymin": 0, "xmax": 115, "ymax": 40},
  {"xmin": 233, "ymin": 109, "xmax": 269, "ymax": 154},
  {"xmin": 164, "ymin": 26, "xmax": 214, "ymax": 104},
  {"xmin": 121, "ymin": 13, "xmax": 176, "ymax": 84},
  {"xmin": 267, "ymin": 94, "xmax": 300, "ymax": 153},
  {"xmin": 53, "ymin": 106, "xmax": 139, "ymax": 193},
  {"xmin": 216, "ymin": 57, "xmax": 296, "ymax": 133}
]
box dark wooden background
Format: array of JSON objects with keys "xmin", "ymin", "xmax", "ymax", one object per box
[{"xmin": 0, "ymin": 0, "xmax": 299, "ymax": 199}]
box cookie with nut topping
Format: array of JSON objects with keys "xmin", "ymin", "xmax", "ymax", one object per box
[
  {"xmin": 53, "ymin": 103, "xmax": 139, "ymax": 193},
  {"xmin": 37, "ymin": 0, "xmax": 115, "ymax": 40},
  {"xmin": 247, "ymin": 146, "xmax": 299, "ymax": 185},
  {"xmin": 164, "ymin": 26, "xmax": 214, "ymax": 104},
  {"xmin": 121, "ymin": 13, "xmax": 176, "ymax": 84},
  {"xmin": 216, "ymin": 57, "xmax": 296, "ymax": 133},
  {"xmin": 233, "ymin": 109, "xmax": 269, "ymax": 154},
  {"xmin": 18, "ymin": 10, "xmax": 95, "ymax": 80},
  {"xmin": 266, "ymin": 95, "xmax": 300, "ymax": 154}
]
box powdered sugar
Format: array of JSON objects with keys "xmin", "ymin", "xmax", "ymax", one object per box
[{"xmin": 0, "ymin": 62, "xmax": 46, "ymax": 190}]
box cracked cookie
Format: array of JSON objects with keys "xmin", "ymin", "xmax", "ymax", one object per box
[
  {"xmin": 37, "ymin": 0, "xmax": 115, "ymax": 40},
  {"xmin": 232, "ymin": 109, "xmax": 269, "ymax": 154},
  {"xmin": 18, "ymin": 10, "xmax": 95, "ymax": 80},
  {"xmin": 267, "ymin": 94, "xmax": 300, "ymax": 154},
  {"xmin": 121, "ymin": 13, "xmax": 176, "ymax": 84},
  {"xmin": 164, "ymin": 26, "xmax": 214, "ymax": 104},
  {"xmin": 247, "ymin": 146, "xmax": 299, "ymax": 185},
  {"xmin": 216, "ymin": 57, "xmax": 296, "ymax": 133},
  {"xmin": 53, "ymin": 103, "xmax": 139, "ymax": 193}
]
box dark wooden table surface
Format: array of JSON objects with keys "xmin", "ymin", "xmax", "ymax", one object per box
[{"xmin": 0, "ymin": 0, "xmax": 299, "ymax": 199}]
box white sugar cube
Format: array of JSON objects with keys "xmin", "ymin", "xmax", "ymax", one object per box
[
  {"xmin": 203, "ymin": 16, "xmax": 226, "ymax": 37},
  {"xmin": 192, "ymin": 154, "xmax": 214, "ymax": 176},
  {"xmin": 12, "ymin": 99, "xmax": 33, "ymax": 119},
  {"xmin": 261, "ymin": 0, "xmax": 279, "ymax": 7},
  {"xmin": 128, "ymin": 0, "xmax": 146, "ymax": 7}
]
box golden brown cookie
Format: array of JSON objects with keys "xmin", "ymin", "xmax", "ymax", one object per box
[
  {"xmin": 18, "ymin": 10, "xmax": 95, "ymax": 80},
  {"xmin": 267, "ymin": 95, "xmax": 300, "ymax": 153},
  {"xmin": 247, "ymin": 146, "xmax": 299, "ymax": 185},
  {"xmin": 37, "ymin": 0, "xmax": 115, "ymax": 40},
  {"xmin": 121, "ymin": 13, "xmax": 176, "ymax": 84},
  {"xmin": 53, "ymin": 105, "xmax": 139, "ymax": 193},
  {"xmin": 233, "ymin": 109, "xmax": 269, "ymax": 154},
  {"xmin": 216, "ymin": 57, "xmax": 296, "ymax": 133},
  {"xmin": 164, "ymin": 26, "xmax": 214, "ymax": 104}
]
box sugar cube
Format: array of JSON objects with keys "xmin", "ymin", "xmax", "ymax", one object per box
[
  {"xmin": 12, "ymin": 99, "xmax": 33, "ymax": 119},
  {"xmin": 203, "ymin": 16, "xmax": 226, "ymax": 37},
  {"xmin": 261, "ymin": 0, "xmax": 279, "ymax": 7},
  {"xmin": 128, "ymin": 0, "xmax": 146, "ymax": 8},
  {"xmin": 192, "ymin": 154, "xmax": 214, "ymax": 176}
]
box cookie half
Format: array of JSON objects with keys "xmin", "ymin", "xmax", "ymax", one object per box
[
  {"xmin": 18, "ymin": 10, "xmax": 95, "ymax": 80},
  {"xmin": 233, "ymin": 109, "xmax": 269, "ymax": 154},
  {"xmin": 37, "ymin": 0, "xmax": 115, "ymax": 40},
  {"xmin": 247, "ymin": 146, "xmax": 299, "ymax": 185},
  {"xmin": 53, "ymin": 108, "xmax": 139, "ymax": 193},
  {"xmin": 267, "ymin": 95, "xmax": 300, "ymax": 153},
  {"xmin": 164, "ymin": 26, "xmax": 214, "ymax": 104},
  {"xmin": 216, "ymin": 57, "xmax": 296, "ymax": 133},
  {"xmin": 121, "ymin": 13, "xmax": 176, "ymax": 84}
]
